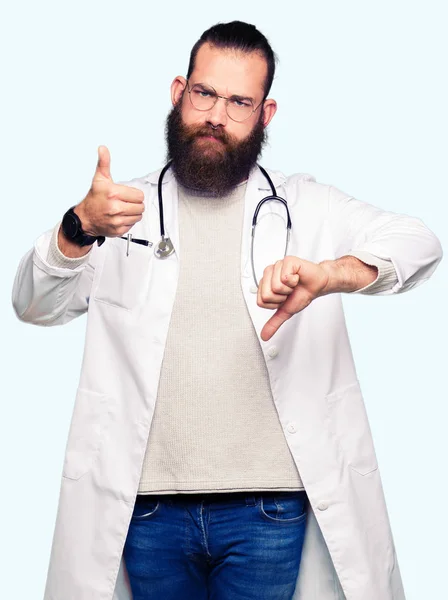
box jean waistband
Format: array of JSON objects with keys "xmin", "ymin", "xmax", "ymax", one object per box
[{"xmin": 140, "ymin": 490, "xmax": 307, "ymax": 508}]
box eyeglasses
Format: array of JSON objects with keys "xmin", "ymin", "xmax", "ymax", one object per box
[{"xmin": 186, "ymin": 81, "xmax": 264, "ymax": 123}]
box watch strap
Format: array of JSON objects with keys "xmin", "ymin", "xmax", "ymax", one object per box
[{"xmin": 62, "ymin": 206, "xmax": 105, "ymax": 247}]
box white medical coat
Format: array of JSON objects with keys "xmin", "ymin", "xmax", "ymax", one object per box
[{"xmin": 11, "ymin": 164, "xmax": 443, "ymax": 600}]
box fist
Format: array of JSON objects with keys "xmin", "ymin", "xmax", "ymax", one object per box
[
  {"xmin": 258, "ymin": 256, "xmax": 330, "ymax": 341},
  {"xmin": 75, "ymin": 145, "xmax": 145, "ymax": 238}
]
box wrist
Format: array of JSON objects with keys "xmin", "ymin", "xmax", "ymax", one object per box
[
  {"xmin": 61, "ymin": 204, "xmax": 105, "ymax": 249},
  {"xmin": 58, "ymin": 224, "xmax": 93, "ymax": 258},
  {"xmin": 319, "ymin": 256, "xmax": 378, "ymax": 294},
  {"xmin": 73, "ymin": 202, "xmax": 95, "ymax": 236}
]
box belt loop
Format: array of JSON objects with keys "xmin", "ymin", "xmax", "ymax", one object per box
[{"xmin": 245, "ymin": 494, "xmax": 257, "ymax": 506}]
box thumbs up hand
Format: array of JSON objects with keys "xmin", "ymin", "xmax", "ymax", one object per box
[{"xmin": 75, "ymin": 145, "xmax": 145, "ymax": 238}]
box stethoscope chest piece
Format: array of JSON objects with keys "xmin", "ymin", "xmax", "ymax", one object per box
[{"xmin": 154, "ymin": 235, "xmax": 175, "ymax": 259}]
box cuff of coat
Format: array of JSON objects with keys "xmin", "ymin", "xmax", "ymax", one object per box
[
  {"xmin": 46, "ymin": 221, "xmax": 93, "ymax": 269},
  {"xmin": 346, "ymin": 250, "xmax": 399, "ymax": 294}
]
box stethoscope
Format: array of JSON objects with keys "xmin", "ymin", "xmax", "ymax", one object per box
[{"xmin": 152, "ymin": 160, "xmax": 292, "ymax": 288}]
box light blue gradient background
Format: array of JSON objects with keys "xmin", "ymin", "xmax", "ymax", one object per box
[{"xmin": 2, "ymin": 1, "xmax": 446, "ymax": 598}]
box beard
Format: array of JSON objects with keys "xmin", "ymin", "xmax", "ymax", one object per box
[{"xmin": 165, "ymin": 99, "xmax": 268, "ymax": 197}]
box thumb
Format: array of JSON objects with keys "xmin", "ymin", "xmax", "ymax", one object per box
[
  {"xmin": 94, "ymin": 145, "xmax": 112, "ymax": 181},
  {"xmin": 260, "ymin": 307, "xmax": 292, "ymax": 342}
]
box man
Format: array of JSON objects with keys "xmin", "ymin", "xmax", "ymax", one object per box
[{"xmin": 12, "ymin": 20, "xmax": 442, "ymax": 600}]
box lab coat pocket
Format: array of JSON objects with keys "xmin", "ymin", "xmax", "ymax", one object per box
[
  {"xmin": 63, "ymin": 388, "xmax": 111, "ymax": 481},
  {"xmin": 325, "ymin": 381, "xmax": 379, "ymax": 476},
  {"xmin": 93, "ymin": 237, "xmax": 153, "ymax": 310}
]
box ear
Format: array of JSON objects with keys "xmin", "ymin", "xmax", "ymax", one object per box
[
  {"xmin": 171, "ymin": 76, "xmax": 187, "ymax": 106},
  {"xmin": 261, "ymin": 98, "xmax": 277, "ymax": 127}
]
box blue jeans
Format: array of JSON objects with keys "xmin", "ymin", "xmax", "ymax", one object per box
[{"xmin": 123, "ymin": 490, "xmax": 308, "ymax": 600}]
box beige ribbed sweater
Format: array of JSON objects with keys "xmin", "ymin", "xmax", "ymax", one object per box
[{"xmin": 138, "ymin": 180, "xmax": 305, "ymax": 494}]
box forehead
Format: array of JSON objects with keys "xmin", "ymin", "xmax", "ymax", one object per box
[{"xmin": 190, "ymin": 42, "xmax": 267, "ymax": 98}]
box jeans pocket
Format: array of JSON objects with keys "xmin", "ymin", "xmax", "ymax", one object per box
[
  {"xmin": 131, "ymin": 495, "xmax": 161, "ymax": 521},
  {"xmin": 258, "ymin": 492, "xmax": 308, "ymax": 524}
]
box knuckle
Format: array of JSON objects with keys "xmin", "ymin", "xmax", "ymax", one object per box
[
  {"xmin": 111, "ymin": 215, "xmax": 123, "ymax": 227},
  {"xmin": 108, "ymin": 201, "xmax": 121, "ymax": 217},
  {"xmin": 106, "ymin": 186, "xmax": 119, "ymax": 200}
]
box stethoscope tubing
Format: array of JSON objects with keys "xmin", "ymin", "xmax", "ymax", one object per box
[{"xmin": 155, "ymin": 162, "xmax": 292, "ymax": 288}]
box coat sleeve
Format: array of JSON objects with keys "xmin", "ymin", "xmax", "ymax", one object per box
[
  {"xmin": 328, "ymin": 185, "xmax": 443, "ymax": 295},
  {"xmin": 11, "ymin": 221, "xmax": 97, "ymax": 326}
]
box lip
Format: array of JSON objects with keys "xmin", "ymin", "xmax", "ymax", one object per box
[{"xmin": 198, "ymin": 135, "xmax": 223, "ymax": 143}]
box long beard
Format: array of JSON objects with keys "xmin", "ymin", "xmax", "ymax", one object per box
[{"xmin": 165, "ymin": 100, "xmax": 267, "ymax": 197}]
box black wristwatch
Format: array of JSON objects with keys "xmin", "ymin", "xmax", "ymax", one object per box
[{"xmin": 61, "ymin": 206, "xmax": 105, "ymax": 247}]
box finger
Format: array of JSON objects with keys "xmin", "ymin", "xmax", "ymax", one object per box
[
  {"xmin": 281, "ymin": 260, "xmax": 300, "ymax": 289},
  {"xmin": 259, "ymin": 266, "xmax": 289, "ymax": 305},
  {"xmin": 94, "ymin": 145, "xmax": 112, "ymax": 181},
  {"xmin": 108, "ymin": 183, "xmax": 145, "ymax": 203},
  {"xmin": 257, "ymin": 277, "xmax": 285, "ymax": 310},
  {"xmin": 260, "ymin": 288, "xmax": 313, "ymax": 341},
  {"xmin": 260, "ymin": 307, "xmax": 294, "ymax": 341},
  {"xmin": 109, "ymin": 216, "xmax": 144, "ymax": 233},
  {"xmin": 118, "ymin": 215, "xmax": 144, "ymax": 227},
  {"xmin": 258, "ymin": 302, "xmax": 281, "ymax": 310},
  {"xmin": 118, "ymin": 201, "xmax": 145, "ymax": 217},
  {"xmin": 271, "ymin": 260, "xmax": 296, "ymax": 295}
]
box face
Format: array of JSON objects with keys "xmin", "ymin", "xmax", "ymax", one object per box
[{"xmin": 166, "ymin": 42, "xmax": 277, "ymax": 196}]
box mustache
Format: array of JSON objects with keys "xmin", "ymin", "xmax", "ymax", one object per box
[{"xmin": 181, "ymin": 123, "xmax": 232, "ymax": 145}]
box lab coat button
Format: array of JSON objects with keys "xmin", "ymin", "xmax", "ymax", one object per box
[
  {"xmin": 286, "ymin": 422, "xmax": 297, "ymax": 433},
  {"xmin": 317, "ymin": 501, "xmax": 329, "ymax": 511},
  {"xmin": 249, "ymin": 284, "xmax": 258, "ymax": 294},
  {"xmin": 267, "ymin": 346, "xmax": 278, "ymax": 358}
]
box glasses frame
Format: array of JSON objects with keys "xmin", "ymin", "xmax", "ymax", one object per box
[{"xmin": 185, "ymin": 80, "xmax": 265, "ymax": 123}]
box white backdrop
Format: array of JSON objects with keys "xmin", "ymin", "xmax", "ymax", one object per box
[{"xmin": 2, "ymin": 1, "xmax": 447, "ymax": 598}]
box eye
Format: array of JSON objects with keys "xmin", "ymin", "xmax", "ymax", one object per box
[
  {"xmin": 193, "ymin": 89, "xmax": 215, "ymax": 99},
  {"xmin": 231, "ymin": 98, "xmax": 251, "ymax": 108}
]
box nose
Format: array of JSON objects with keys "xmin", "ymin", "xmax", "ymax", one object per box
[{"xmin": 206, "ymin": 96, "xmax": 228, "ymax": 128}]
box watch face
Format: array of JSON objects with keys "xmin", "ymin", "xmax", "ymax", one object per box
[{"xmin": 63, "ymin": 213, "xmax": 79, "ymax": 239}]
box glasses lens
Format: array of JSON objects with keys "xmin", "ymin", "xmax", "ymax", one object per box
[
  {"xmin": 188, "ymin": 83, "xmax": 256, "ymax": 122},
  {"xmin": 226, "ymin": 100, "xmax": 254, "ymax": 122},
  {"xmin": 189, "ymin": 84, "xmax": 216, "ymax": 111}
]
